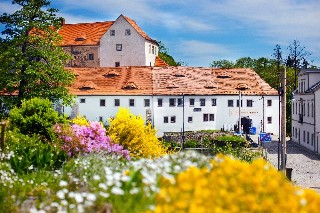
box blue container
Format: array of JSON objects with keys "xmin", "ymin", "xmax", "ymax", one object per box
[{"xmin": 250, "ymin": 127, "xmax": 256, "ymax": 135}]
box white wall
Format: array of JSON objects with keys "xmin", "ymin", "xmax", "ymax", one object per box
[{"xmin": 100, "ymin": 16, "xmax": 147, "ymax": 67}]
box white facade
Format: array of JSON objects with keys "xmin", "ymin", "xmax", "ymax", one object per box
[
  {"xmin": 291, "ymin": 69, "xmax": 320, "ymax": 155},
  {"xmin": 64, "ymin": 94, "xmax": 279, "ymax": 137},
  {"xmin": 100, "ymin": 15, "xmax": 158, "ymax": 67}
]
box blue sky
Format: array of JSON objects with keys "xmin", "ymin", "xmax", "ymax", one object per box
[{"xmin": 1, "ymin": 0, "xmax": 319, "ymax": 67}]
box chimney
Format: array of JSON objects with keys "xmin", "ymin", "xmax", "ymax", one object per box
[{"xmin": 60, "ymin": 18, "xmax": 65, "ymax": 26}]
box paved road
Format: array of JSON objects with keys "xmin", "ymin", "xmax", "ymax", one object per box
[{"xmin": 250, "ymin": 135, "xmax": 320, "ymax": 193}]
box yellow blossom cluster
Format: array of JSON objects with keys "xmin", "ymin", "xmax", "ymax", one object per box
[
  {"xmin": 153, "ymin": 155, "xmax": 320, "ymax": 213},
  {"xmin": 108, "ymin": 108, "xmax": 168, "ymax": 158},
  {"xmin": 71, "ymin": 115, "xmax": 89, "ymax": 126}
]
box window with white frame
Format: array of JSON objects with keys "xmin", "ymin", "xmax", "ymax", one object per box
[
  {"xmin": 267, "ymin": 99, "xmax": 272, "ymax": 106},
  {"xmin": 163, "ymin": 116, "xmax": 168, "ymax": 123},
  {"xmin": 177, "ymin": 98, "xmax": 183, "ymax": 106},
  {"xmin": 211, "ymin": 98, "xmax": 216, "ymax": 106},
  {"xmin": 114, "ymin": 99, "xmax": 120, "ymax": 106},
  {"xmin": 189, "ymin": 98, "xmax": 195, "ymax": 106},
  {"xmin": 236, "ymin": 100, "xmax": 243, "ymax": 107},
  {"xmin": 200, "ymin": 98, "xmax": 206, "ymax": 106},
  {"xmin": 228, "ymin": 100, "xmax": 234, "ymax": 107},
  {"xmin": 80, "ymin": 98, "xmax": 86, "ymax": 103},
  {"xmin": 125, "ymin": 29, "xmax": 131, "ymax": 35},
  {"xmin": 267, "ymin": 116, "xmax": 272, "ymax": 124},
  {"xmin": 110, "ymin": 30, "xmax": 115, "ymax": 36},
  {"xmin": 116, "ymin": 44, "xmax": 122, "ymax": 51},
  {"xmin": 100, "ymin": 99, "xmax": 106, "ymax": 107},
  {"xmin": 169, "ymin": 98, "xmax": 176, "ymax": 107},
  {"xmin": 129, "ymin": 99, "xmax": 135, "ymax": 107},
  {"xmin": 188, "ymin": 116, "xmax": 193, "ymax": 123},
  {"xmin": 170, "ymin": 116, "xmax": 176, "ymax": 123},
  {"xmin": 158, "ymin": 98, "xmax": 163, "ymax": 107},
  {"xmin": 144, "ymin": 99, "xmax": 150, "ymax": 107},
  {"xmin": 246, "ymin": 100, "xmax": 253, "ymax": 107},
  {"xmin": 99, "ymin": 116, "xmax": 103, "ymax": 122}
]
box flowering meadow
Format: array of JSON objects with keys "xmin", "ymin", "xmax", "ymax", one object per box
[{"xmin": 0, "ymin": 99, "xmax": 320, "ymax": 212}]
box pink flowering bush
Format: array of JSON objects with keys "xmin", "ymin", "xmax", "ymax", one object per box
[{"xmin": 54, "ymin": 121, "xmax": 130, "ymax": 160}]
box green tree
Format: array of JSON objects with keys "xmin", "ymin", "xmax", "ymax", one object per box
[
  {"xmin": 157, "ymin": 41, "xmax": 186, "ymax": 66},
  {"xmin": 0, "ymin": 0, "xmax": 75, "ymax": 111},
  {"xmin": 210, "ymin": 59, "xmax": 234, "ymax": 68}
]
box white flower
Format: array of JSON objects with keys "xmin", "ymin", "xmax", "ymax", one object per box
[
  {"xmin": 93, "ymin": 175, "xmax": 100, "ymax": 180},
  {"xmin": 28, "ymin": 165, "xmax": 34, "ymax": 170},
  {"xmin": 111, "ymin": 186, "xmax": 124, "ymax": 195},
  {"xmin": 86, "ymin": 193, "xmax": 97, "ymax": 202},
  {"xmin": 60, "ymin": 199, "xmax": 68, "ymax": 206},
  {"xmin": 99, "ymin": 192, "xmax": 109, "ymax": 198},
  {"xmin": 74, "ymin": 192, "xmax": 84, "ymax": 203},
  {"xmin": 98, "ymin": 183, "xmax": 107, "ymax": 190},
  {"xmin": 56, "ymin": 190, "xmax": 65, "ymax": 199},
  {"xmin": 59, "ymin": 180, "xmax": 68, "ymax": 187},
  {"xmin": 129, "ymin": 187, "xmax": 140, "ymax": 194}
]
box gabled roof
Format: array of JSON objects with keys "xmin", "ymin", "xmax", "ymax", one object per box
[
  {"xmin": 122, "ymin": 15, "xmax": 154, "ymax": 43},
  {"xmin": 58, "ymin": 21, "xmax": 114, "ymax": 46},
  {"xmin": 67, "ymin": 67, "xmax": 278, "ymax": 96},
  {"xmin": 305, "ymin": 80, "xmax": 320, "ymax": 93}
]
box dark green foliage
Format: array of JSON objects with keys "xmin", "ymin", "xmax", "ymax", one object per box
[
  {"xmin": 8, "ymin": 97, "xmax": 67, "ymax": 140},
  {"xmin": 5, "ymin": 130, "xmax": 68, "ymax": 174},
  {"xmin": 157, "ymin": 40, "xmax": 186, "ymax": 66}
]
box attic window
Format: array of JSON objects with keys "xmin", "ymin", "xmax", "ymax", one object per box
[
  {"xmin": 236, "ymin": 83, "xmax": 250, "ymax": 90},
  {"xmin": 125, "ymin": 29, "xmax": 131, "ymax": 36},
  {"xmin": 217, "ymin": 71, "xmax": 231, "ymax": 78},
  {"xmin": 103, "ymin": 70, "xmax": 120, "ymax": 78},
  {"xmin": 204, "ymin": 82, "xmax": 217, "ymax": 89},
  {"xmin": 173, "ymin": 71, "xmax": 185, "ymax": 77},
  {"xmin": 122, "ymin": 81, "xmax": 138, "ymax": 90},
  {"xmin": 74, "ymin": 35, "xmax": 86, "ymax": 41},
  {"xmin": 79, "ymin": 81, "xmax": 96, "ymax": 90}
]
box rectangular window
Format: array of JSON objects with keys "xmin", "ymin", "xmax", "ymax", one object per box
[
  {"xmin": 267, "ymin": 116, "xmax": 272, "ymax": 124},
  {"xmin": 100, "ymin": 99, "xmax": 106, "ymax": 107},
  {"xmin": 177, "ymin": 98, "xmax": 183, "ymax": 106},
  {"xmin": 125, "ymin": 29, "xmax": 131, "ymax": 35},
  {"xmin": 116, "ymin": 44, "xmax": 122, "ymax": 51},
  {"xmin": 236, "ymin": 100, "xmax": 243, "ymax": 107},
  {"xmin": 228, "ymin": 100, "xmax": 234, "ymax": 107},
  {"xmin": 247, "ymin": 100, "xmax": 253, "ymax": 107},
  {"xmin": 115, "ymin": 62, "xmax": 120, "ymax": 67},
  {"xmin": 110, "ymin": 30, "xmax": 115, "ymax": 36},
  {"xmin": 129, "ymin": 99, "xmax": 134, "ymax": 107},
  {"xmin": 188, "ymin": 116, "xmax": 193, "ymax": 123},
  {"xmin": 170, "ymin": 116, "xmax": 176, "ymax": 123},
  {"xmin": 200, "ymin": 98, "xmax": 206, "ymax": 106},
  {"xmin": 114, "ymin": 99, "xmax": 120, "ymax": 106},
  {"xmin": 158, "ymin": 98, "xmax": 163, "ymax": 107},
  {"xmin": 307, "ymin": 132, "xmax": 310, "ymax": 144},
  {"xmin": 88, "ymin": 53, "xmax": 94, "ymax": 60},
  {"xmin": 311, "ymin": 134, "xmax": 314, "ymax": 145},
  {"xmin": 189, "ymin": 98, "xmax": 195, "ymax": 106},
  {"xmin": 163, "ymin": 116, "xmax": 168, "ymax": 123},
  {"xmin": 144, "ymin": 99, "xmax": 150, "ymax": 107},
  {"xmin": 267, "ymin": 100, "xmax": 272, "ymax": 106},
  {"xmin": 209, "ymin": 114, "xmax": 215, "ymax": 121},
  {"xmin": 152, "ymin": 46, "xmax": 154, "ymax": 54},
  {"xmin": 99, "ymin": 116, "xmax": 103, "ymax": 122},
  {"xmin": 203, "ymin": 114, "xmax": 209, "ymax": 122},
  {"xmin": 211, "ymin": 98, "xmax": 217, "ymax": 106},
  {"xmin": 80, "ymin": 98, "xmax": 86, "ymax": 103},
  {"xmin": 169, "ymin": 98, "xmax": 176, "ymax": 107},
  {"xmin": 303, "ymin": 131, "xmax": 306, "ymax": 142}
]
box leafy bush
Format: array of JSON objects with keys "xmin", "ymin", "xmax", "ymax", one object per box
[
  {"xmin": 184, "ymin": 140, "xmax": 198, "ymax": 148},
  {"xmin": 54, "ymin": 121, "xmax": 130, "ymax": 160},
  {"xmin": 214, "ymin": 134, "xmax": 248, "ymax": 147},
  {"xmin": 71, "ymin": 114, "xmax": 89, "ymax": 126},
  {"xmin": 153, "ymin": 155, "xmax": 320, "ymax": 212},
  {"xmin": 8, "ymin": 98, "xmax": 68, "ymax": 141},
  {"xmin": 4, "ymin": 130, "xmax": 68, "ymax": 174},
  {"xmin": 107, "ymin": 108, "xmax": 168, "ymax": 158}
]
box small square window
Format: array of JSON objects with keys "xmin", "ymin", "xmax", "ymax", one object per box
[
  {"xmin": 188, "ymin": 117, "xmax": 193, "ymax": 123},
  {"xmin": 200, "ymin": 98, "xmax": 206, "ymax": 106},
  {"xmin": 100, "ymin": 99, "xmax": 106, "ymax": 107},
  {"xmin": 99, "ymin": 116, "xmax": 103, "ymax": 122},
  {"xmin": 228, "ymin": 100, "xmax": 233, "ymax": 107},
  {"xmin": 169, "ymin": 98, "xmax": 176, "ymax": 107},
  {"xmin": 203, "ymin": 114, "xmax": 209, "ymax": 122},
  {"xmin": 189, "ymin": 98, "xmax": 195, "ymax": 106},
  {"xmin": 170, "ymin": 116, "xmax": 176, "ymax": 123},
  {"xmin": 152, "ymin": 46, "xmax": 155, "ymax": 54},
  {"xmin": 247, "ymin": 100, "xmax": 253, "ymax": 107},
  {"xmin": 125, "ymin": 29, "xmax": 131, "ymax": 35},
  {"xmin": 267, "ymin": 100, "xmax": 272, "ymax": 106},
  {"xmin": 80, "ymin": 98, "xmax": 86, "ymax": 103},
  {"xmin": 267, "ymin": 117, "xmax": 272, "ymax": 124},
  {"xmin": 164, "ymin": 116, "xmax": 169, "ymax": 123},
  {"xmin": 210, "ymin": 114, "xmax": 215, "ymax": 121},
  {"xmin": 158, "ymin": 98, "xmax": 163, "ymax": 107},
  {"xmin": 88, "ymin": 53, "xmax": 94, "ymax": 60},
  {"xmin": 115, "ymin": 99, "xmax": 120, "ymax": 106},
  {"xmin": 115, "ymin": 62, "xmax": 120, "ymax": 67},
  {"xmin": 129, "ymin": 99, "xmax": 135, "ymax": 107},
  {"xmin": 177, "ymin": 98, "xmax": 183, "ymax": 106},
  {"xmin": 144, "ymin": 99, "xmax": 150, "ymax": 107},
  {"xmin": 237, "ymin": 100, "xmax": 243, "ymax": 107},
  {"xmin": 110, "ymin": 30, "xmax": 115, "ymax": 36},
  {"xmin": 116, "ymin": 44, "xmax": 122, "ymax": 51},
  {"xmin": 212, "ymin": 98, "xmax": 216, "ymax": 106}
]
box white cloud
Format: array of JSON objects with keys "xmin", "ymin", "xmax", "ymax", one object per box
[{"xmin": 0, "ymin": 2, "xmax": 20, "ymax": 14}]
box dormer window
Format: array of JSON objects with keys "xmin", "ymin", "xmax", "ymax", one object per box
[
  {"xmin": 236, "ymin": 83, "xmax": 249, "ymax": 90},
  {"xmin": 75, "ymin": 37, "xmax": 86, "ymax": 41},
  {"xmin": 217, "ymin": 71, "xmax": 231, "ymax": 78},
  {"xmin": 125, "ymin": 29, "xmax": 131, "ymax": 36},
  {"xmin": 88, "ymin": 54, "xmax": 94, "ymax": 60},
  {"xmin": 122, "ymin": 81, "xmax": 138, "ymax": 90},
  {"xmin": 116, "ymin": 44, "xmax": 122, "ymax": 51},
  {"xmin": 110, "ymin": 30, "xmax": 115, "ymax": 36}
]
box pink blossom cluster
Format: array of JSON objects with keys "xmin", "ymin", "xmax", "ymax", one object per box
[{"xmin": 54, "ymin": 121, "xmax": 130, "ymax": 160}]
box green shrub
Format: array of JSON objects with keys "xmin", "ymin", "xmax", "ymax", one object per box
[
  {"xmin": 8, "ymin": 97, "xmax": 68, "ymax": 141},
  {"xmin": 5, "ymin": 130, "xmax": 68, "ymax": 174},
  {"xmin": 184, "ymin": 140, "xmax": 198, "ymax": 148},
  {"xmin": 214, "ymin": 134, "xmax": 247, "ymax": 147}
]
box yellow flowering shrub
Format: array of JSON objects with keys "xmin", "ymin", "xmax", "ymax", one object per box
[
  {"xmin": 153, "ymin": 155, "xmax": 320, "ymax": 213},
  {"xmin": 71, "ymin": 115, "xmax": 89, "ymax": 126},
  {"xmin": 107, "ymin": 107, "xmax": 168, "ymax": 158}
]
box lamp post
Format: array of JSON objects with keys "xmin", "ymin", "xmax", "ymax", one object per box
[
  {"xmin": 182, "ymin": 93, "xmax": 185, "ymax": 150},
  {"xmin": 280, "ymin": 68, "xmax": 287, "ymax": 172}
]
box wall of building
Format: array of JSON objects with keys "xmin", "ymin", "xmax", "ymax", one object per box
[
  {"xmin": 63, "ymin": 46, "xmax": 99, "ymax": 67},
  {"xmin": 100, "ymin": 16, "xmax": 147, "ymax": 67},
  {"xmin": 145, "ymin": 41, "xmax": 158, "ymax": 66}
]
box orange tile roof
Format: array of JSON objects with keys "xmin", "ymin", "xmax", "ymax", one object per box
[
  {"xmin": 67, "ymin": 67, "xmax": 278, "ymax": 96},
  {"xmin": 122, "ymin": 15, "xmax": 154, "ymax": 43},
  {"xmin": 155, "ymin": 56, "xmax": 168, "ymax": 67},
  {"xmin": 58, "ymin": 21, "xmax": 114, "ymax": 46}
]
